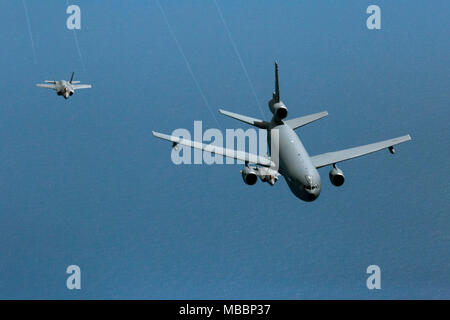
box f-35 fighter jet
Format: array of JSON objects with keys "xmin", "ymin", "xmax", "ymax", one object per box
[{"xmin": 36, "ymin": 72, "xmax": 91, "ymax": 99}]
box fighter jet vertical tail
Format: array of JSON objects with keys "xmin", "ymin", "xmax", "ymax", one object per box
[
  {"xmin": 69, "ymin": 72, "xmax": 75, "ymax": 84},
  {"xmin": 273, "ymin": 61, "xmax": 280, "ymax": 103}
]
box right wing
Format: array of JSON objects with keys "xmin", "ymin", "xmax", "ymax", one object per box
[
  {"xmin": 36, "ymin": 84, "xmax": 56, "ymax": 90},
  {"xmin": 310, "ymin": 135, "xmax": 412, "ymax": 168},
  {"xmin": 153, "ymin": 131, "xmax": 274, "ymax": 167},
  {"xmin": 72, "ymin": 84, "xmax": 92, "ymax": 90}
]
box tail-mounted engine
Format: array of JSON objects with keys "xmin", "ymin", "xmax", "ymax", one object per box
[
  {"xmin": 269, "ymin": 100, "xmax": 288, "ymax": 121},
  {"xmin": 329, "ymin": 164, "xmax": 345, "ymax": 186}
]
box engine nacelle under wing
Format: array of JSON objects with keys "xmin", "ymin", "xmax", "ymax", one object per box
[
  {"xmin": 329, "ymin": 165, "xmax": 345, "ymax": 187},
  {"xmin": 241, "ymin": 166, "xmax": 279, "ymax": 186},
  {"xmin": 241, "ymin": 166, "xmax": 258, "ymax": 185}
]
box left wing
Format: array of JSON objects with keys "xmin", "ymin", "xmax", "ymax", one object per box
[
  {"xmin": 310, "ymin": 135, "xmax": 412, "ymax": 168},
  {"xmin": 36, "ymin": 83, "xmax": 56, "ymax": 90},
  {"xmin": 153, "ymin": 131, "xmax": 274, "ymax": 167},
  {"xmin": 72, "ymin": 84, "xmax": 92, "ymax": 90}
]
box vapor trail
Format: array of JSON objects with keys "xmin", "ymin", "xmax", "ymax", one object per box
[
  {"xmin": 22, "ymin": 0, "xmax": 37, "ymax": 64},
  {"xmin": 157, "ymin": 0, "xmax": 221, "ymax": 127},
  {"xmin": 72, "ymin": 30, "xmax": 86, "ymax": 71},
  {"xmin": 212, "ymin": 0, "xmax": 265, "ymax": 118}
]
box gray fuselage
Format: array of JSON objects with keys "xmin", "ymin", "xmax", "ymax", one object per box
[
  {"xmin": 55, "ymin": 80, "xmax": 74, "ymax": 99},
  {"xmin": 269, "ymin": 122, "xmax": 321, "ymax": 201}
]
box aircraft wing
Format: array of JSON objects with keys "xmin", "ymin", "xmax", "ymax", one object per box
[
  {"xmin": 310, "ymin": 135, "xmax": 412, "ymax": 168},
  {"xmin": 153, "ymin": 131, "xmax": 274, "ymax": 167},
  {"xmin": 72, "ymin": 84, "xmax": 92, "ymax": 90},
  {"xmin": 284, "ymin": 111, "xmax": 328, "ymax": 129},
  {"xmin": 36, "ymin": 83, "xmax": 56, "ymax": 90}
]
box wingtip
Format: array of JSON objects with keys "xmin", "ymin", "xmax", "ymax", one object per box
[{"xmin": 218, "ymin": 108, "xmax": 231, "ymax": 115}]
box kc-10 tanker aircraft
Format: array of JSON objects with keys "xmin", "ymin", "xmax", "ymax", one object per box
[
  {"xmin": 153, "ymin": 63, "xmax": 411, "ymax": 201},
  {"xmin": 36, "ymin": 72, "xmax": 92, "ymax": 99}
]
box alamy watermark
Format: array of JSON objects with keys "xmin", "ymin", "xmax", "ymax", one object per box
[
  {"xmin": 366, "ymin": 5, "xmax": 381, "ymax": 30},
  {"xmin": 66, "ymin": 5, "xmax": 81, "ymax": 30},
  {"xmin": 366, "ymin": 265, "xmax": 381, "ymax": 290},
  {"xmin": 66, "ymin": 265, "xmax": 81, "ymax": 290},
  {"xmin": 168, "ymin": 121, "xmax": 279, "ymax": 167}
]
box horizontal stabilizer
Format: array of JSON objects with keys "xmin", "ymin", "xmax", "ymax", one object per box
[
  {"xmin": 311, "ymin": 135, "xmax": 412, "ymax": 168},
  {"xmin": 284, "ymin": 111, "xmax": 328, "ymax": 129},
  {"xmin": 153, "ymin": 131, "xmax": 274, "ymax": 167},
  {"xmin": 218, "ymin": 109, "xmax": 270, "ymax": 129}
]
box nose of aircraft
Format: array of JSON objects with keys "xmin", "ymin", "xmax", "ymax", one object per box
[
  {"xmin": 304, "ymin": 190, "xmax": 319, "ymax": 201},
  {"xmin": 287, "ymin": 177, "xmax": 321, "ymax": 202},
  {"xmin": 304, "ymin": 186, "xmax": 321, "ymax": 201}
]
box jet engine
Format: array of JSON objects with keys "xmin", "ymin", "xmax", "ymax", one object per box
[
  {"xmin": 269, "ymin": 100, "xmax": 288, "ymax": 120},
  {"xmin": 329, "ymin": 165, "xmax": 345, "ymax": 186},
  {"xmin": 63, "ymin": 87, "xmax": 74, "ymax": 96},
  {"xmin": 241, "ymin": 166, "xmax": 258, "ymax": 185}
]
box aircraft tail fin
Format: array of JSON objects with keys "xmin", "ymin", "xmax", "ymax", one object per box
[
  {"xmin": 69, "ymin": 72, "xmax": 74, "ymax": 84},
  {"xmin": 273, "ymin": 62, "xmax": 280, "ymax": 103}
]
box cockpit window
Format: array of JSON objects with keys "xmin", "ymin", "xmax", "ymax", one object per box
[
  {"xmin": 305, "ymin": 175, "xmax": 312, "ymax": 185},
  {"xmin": 304, "ymin": 175, "xmax": 318, "ymax": 190}
]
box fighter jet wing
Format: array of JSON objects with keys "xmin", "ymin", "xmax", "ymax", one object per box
[
  {"xmin": 36, "ymin": 84, "xmax": 57, "ymax": 90},
  {"xmin": 152, "ymin": 131, "xmax": 275, "ymax": 167},
  {"xmin": 310, "ymin": 135, "xmax": 412, "ymax": 168},
  {"xmin": 72, "ymin": 84, "xmax": 92, "ymax": 90}
]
